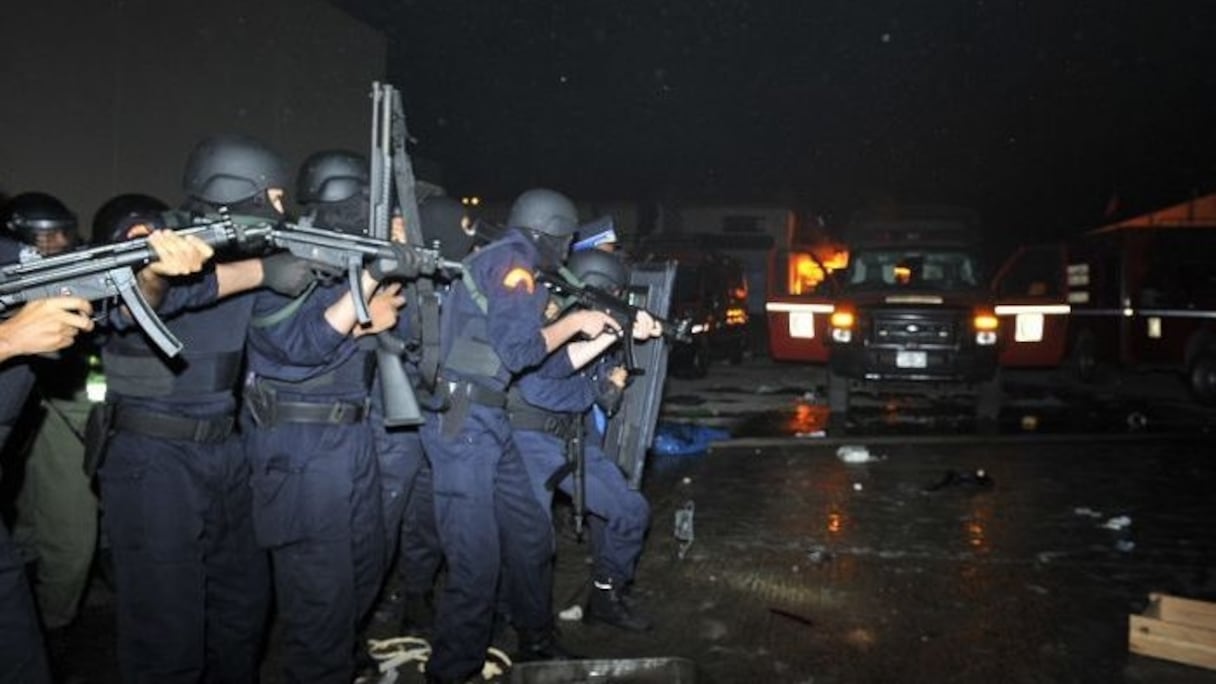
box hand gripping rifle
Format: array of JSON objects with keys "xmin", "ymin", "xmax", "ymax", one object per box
[
  {"xmin": 536, "ymin": 270, "xmax": 693, "ymax": 373},
  {"xmin": 0, "ymin": 217, "xmax": 269, "ymax": 357}
]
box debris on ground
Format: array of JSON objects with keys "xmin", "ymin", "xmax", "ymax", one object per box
[
  {"xmin": 558, "ymin": 604, "xmax": 584, "ymax": 621},
  {"xmin": 836, "ymin": 445, "xmax": 883, "ymax": 463},
  {"xmin": 1102, "ymin": 515, "xmax": 1132, "ymax": 531},
  {"xmin": 674, "ymin": 500, "xmax": 695, "ymax": 560},
  {"xmin": 1074, "ymin": 507, "xmax": 1104, "ymax": 518}
]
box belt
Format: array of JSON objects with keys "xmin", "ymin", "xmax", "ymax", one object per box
[
  {"xmin": 507, "ymin": 403, "xmax": 579, "ymax": 438},
  {"xmin": 113, "ymin": 407, "xmax": 235, "ymax": 444},
  {"xmin": 262, "ymin": 399, "xmax": 370, "ymax": 426},
  {"xmin": 440, "ymin": 380, "xmax": 508, "ymax": 409}
]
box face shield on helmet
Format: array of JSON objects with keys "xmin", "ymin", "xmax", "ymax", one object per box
[{"xmin": 1, "ymin": 192, "xmax": 78, "ymax": 256}]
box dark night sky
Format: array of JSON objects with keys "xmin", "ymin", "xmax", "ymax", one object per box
[{"xmin": 343, "ymin": 1, "xmax": 1216, "ymax": 243}]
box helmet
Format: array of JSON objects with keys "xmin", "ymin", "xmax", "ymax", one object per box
[
  {"xmin": 506, "ymin": 188, "xmax": 579, "ymax": 237},
  {"xmin": 297, "ymin": 150, "xmax": 369, "ymax": 205},
  {"xmin": 93, "ymin": 193, "xmax": 169, "ymax": 244},
  {"xmin": 419, "ymin": 195, "xmax": 473, "ymax": 261},
  {"xmin": 566, "ymin": 249, "xmax": 627, "ymax": 292},
  {"xmin": 1, "ymin": 191, "xmax": 78, "ymax": 251},
  {"xmin": 182, "ymin": 134, "xmax": 288, "ymax": 205}
]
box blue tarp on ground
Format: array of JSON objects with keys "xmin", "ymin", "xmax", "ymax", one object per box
[{"xmin": 651, "ymin": 422, "xmax": 732, "ymax": 458}]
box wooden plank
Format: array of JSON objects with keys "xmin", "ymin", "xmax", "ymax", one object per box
[
  {"xmin": 1152, "ymin": 593, "xmax": 1216, "ymax": 630},
  {"xmin": 1129, "ymin": 614, "xmax": 1216, "ymax": 671}
]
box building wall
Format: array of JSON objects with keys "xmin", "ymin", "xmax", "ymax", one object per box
[{"xmin": 0, "ymin": 0, "xmax": 385, "ymax": 236}]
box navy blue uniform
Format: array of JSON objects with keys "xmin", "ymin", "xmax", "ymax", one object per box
[
  {"xmin": 512, "ymin": 353, "xmax": 650, "ymax": 585},
  {"xmin": 99, "ymin": 269, "xmax": 269, "ymax": 683},
  {"xmin": 369, "ymin": 353, "xmax": 442, "ymax": 598},
  {"xmin": 0, "ymin": 236, "xmax": 51, "ymax": 683},
  {"xmin": 243, "ymin": 282, "xmax": 385, "ymax": 683},
  {"xmin": 420, "ymin": 230, "xmax": 558, "ymax": 681}
]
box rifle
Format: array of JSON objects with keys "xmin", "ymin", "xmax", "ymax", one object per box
[
  {"xmin": 0, "ymin": 218, "xmax": 268, "ymax": 357},
  {"xmin": 367, "ymin": 81, "xmax": 439, "ymax": 427},
  {"xmin": 536, "ymin": 270, "xmax": 693, "ymax": 373},
  {"xmin": 374, "ymin": 79, "xmax": 447, "ymax": 418}
]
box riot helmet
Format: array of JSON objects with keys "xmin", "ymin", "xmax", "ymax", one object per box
[
  {"xmin": 1, "ymin": 191, "xmax": 78, "ymax": 256},
  {"xmin": 297, "ymin": 150, "xmax": 369, "ymax": 205},
  {"xmin": 93, "ymin": 193, "xmax": 169, "ymax": 244},
  {"xmin": 419, "ymin": 195, "xmax": 473, "ymax": 261},
  {"xmin": 182, "ymin": 134, "xmax": 288, "ymax": 212},
  {"xmin": 507, "ymin": 188, "xmax": 578, "ymax": 268},
  {"xmin": 572, "ymin": 215, "xmax": 618, "ymax": 252},
  {"xmin": 566, "ymin": 248, "xmax": 628, "ymax": 295},
  {"xmin": 295, "ymin": 149, "xmax": 370, "ymax": 236}
]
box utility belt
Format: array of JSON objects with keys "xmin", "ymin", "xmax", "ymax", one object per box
[
  {"xmin": 112, "ymin": 406, "xmax": 236, "ymax": 444},
  {"xmin": 433, "ymin": 379, "xmax": 508, "ymax": 411},
  {"xmin": 433, "ymin": 378, "xmax": 509, "ymax": 439},
  {"xmin": 245, "ymin": 380, "xmax": 370, "ymax": 428},
  {"xmin": 506, "ymin": 402, "xmax": 581, "ymax": 440}
]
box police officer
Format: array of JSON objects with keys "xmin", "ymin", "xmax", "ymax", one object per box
[
  {"xmin": 0, "ymin": 223, "xmax": 94, "ymax": 683},
  {"xmin": 242, "ymin": 148, "xmax": 409, "ymax": 681},
  {"xmin": 508, "ymin": 248, "xmax": 657, "ymax": 633},
  {"xmin": 97, "ymin": 134, "xmax": 305, "ymax": 682},
  {"xmin": 370, "ymin": 194, "xmax": 473, "ymax": 639},
  {"xmin": 420, "ymin": 187, "xmax": 639, "ymax": 683},
  {"xmin": 1, "ymin": 191, "xmax": 100, "ymax": 633}
]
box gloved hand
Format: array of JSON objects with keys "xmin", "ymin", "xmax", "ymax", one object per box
[
  {"xmin": 260, "ymin": 253, "xmax": 315, "ymax": 297},
  {"xmin": 370, "ymin": 243, "xmax": 426, "ymax": 281}
]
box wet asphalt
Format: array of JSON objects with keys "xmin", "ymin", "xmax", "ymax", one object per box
[{"xmin": 45, "ymin": 357, "xmax": 1216, "ymax": 683}]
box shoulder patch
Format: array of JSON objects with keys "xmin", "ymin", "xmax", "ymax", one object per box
[{"xmin": 503, "ymin": 267, "xmax": 535, "ymax": 294}]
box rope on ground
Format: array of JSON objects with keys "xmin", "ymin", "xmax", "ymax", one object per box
[{"xmin": 365, "ymin": 636, "xmax": 514, "ymax": 682}]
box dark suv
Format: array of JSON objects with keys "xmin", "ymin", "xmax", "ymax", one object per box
[
  {"xmin": 825, "ymin": 209, "xmax": 1002, "ymax": 432},
  {"xmin": 639, "ymin": 248, "xmax": 750, "ymax": 378}
]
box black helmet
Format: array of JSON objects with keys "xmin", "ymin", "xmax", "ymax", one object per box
[
  {"xmin": 297, "ymin": 150, "xmax": 369, "ymax": 205},
  {"xmin": 182, "ymin": 134, "xmax": 288, "ymax": 205},
  {"xmin": 1, "ymin": 191, "xmax": 77, "ymax": 246},
  {"xmin": 506, "ymin": 188, "xmax": 579, "ymax": 237},
  {"xmin": 567, "ymin": 249, "xmax": 627, "ymax": 292},
  {"xmin": 93, "ymin": 193, "xmax": 169, "ymax": 244},
  {"xmin": 419, "ymin": 196, "xmax": 473, "ymax": 261}
]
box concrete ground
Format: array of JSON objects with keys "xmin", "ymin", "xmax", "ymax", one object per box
[{"xmin": 44, "ymin": 356, "xmax": 1216, "ymax": 683}]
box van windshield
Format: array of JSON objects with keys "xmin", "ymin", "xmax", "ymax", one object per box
[{"xmin": 844, "ymin": 248, "xmax": 980, "ymax": 292}]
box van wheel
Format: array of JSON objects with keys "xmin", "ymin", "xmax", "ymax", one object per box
[
  {"xmin": 1070, "ymin": 331, "xmax": 1100, "ymax": 383},
  {"xmin": 827, "ymin": 371, "xmax": 850, "ymax": 436},
  {"xmin": 1188, "ymin": 352, "xmax": 1216, "ymax": 405}
]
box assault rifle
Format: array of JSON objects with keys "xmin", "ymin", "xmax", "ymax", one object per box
[
  {"xmin": 536, "ymin": 270, "xmax": 693, "ymax": 373},
  {"xmin": 0, "ymin": 218, "xmax": 269, "ymax": 357}
]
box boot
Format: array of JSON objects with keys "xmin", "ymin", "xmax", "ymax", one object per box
[
  {"xmin": 514, "ymin": 626, "xmax": 581, "ymax": 662},
  {"xmin": 585, "ymin": 577, "xmax": 654, "ymax": 632}
]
